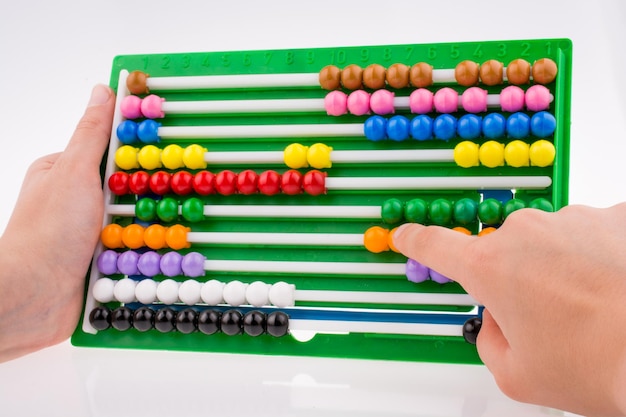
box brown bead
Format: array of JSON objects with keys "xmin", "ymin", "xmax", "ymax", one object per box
[
  {"xmin": 532, "ymin": 58, "xmax": 558, "ymax": 84},
  {"xmin": 455, "ymin": 60, "xmax": 479, "ymax": 86},
  {"xmin": 479, "ymin": 60, "xmax": 503, "ymax": 86},
  {"xmin": 410, "ymin": 62, "xmax": 433, "ymax": 87},
  {"xmin": 506, "ymin": 59, "xmax": 531, "ymax": 85},
  {"xmin": 363, "ymin": 64, "xmax": 386, "ymax": 89},
  {"xmin": 386, "ymin": 63, "xmax": 410, "ymax": 89},
  {"xmin": 127, "ymin": 70, "xmax": 150, "ymax": 94},
  {"xmin": 319, "ymin": 65, "xmax": 341, "ymax": 90},
  {"xmin": 340, "ymin": 64, "xmax": 363, "ymax": 90}
]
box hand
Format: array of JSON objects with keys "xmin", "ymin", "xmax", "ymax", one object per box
[
  {"xmin": 0, "ymin": 85, "xmax": 115, "ymax": 362},
  {"xmin": 393, "ymin": 204, "xmax": 626, "ymax": 416}
]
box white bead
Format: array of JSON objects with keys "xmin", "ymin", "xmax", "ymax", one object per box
[
  {"xmin": 178, "ymin": 280, "xmax": 201, "ymax": 305},
  {"xmin": 268, "ymin": 281, "xmax": 296, "ymax": 307},
  {"xmin": 246, "ymin": 281, "xmax": 270, "ymax": 307},
  {"xmin": 222, "ymin": 280, "xmax": 248, "ymax": 306},
  {"xmin": 113, "ymin": 278, "xmax": 137, "ymax": 303},
  {"xmin": 200, "ymin": 280, "xmax": 225, "ymax": 305},
  {"xmin": 135, "ymin": 279, "xmax": 158, "ymax": 304},
  {"xmin": 157, "ymin": 279, "xmax": 180, "ymax": 305},
  {"xmin": 92, "ymin": 277, "xmax": 115, "ymax": 303}
]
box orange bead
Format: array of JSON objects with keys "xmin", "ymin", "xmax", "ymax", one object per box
[
  {"xmin": 478, "ymin": 227, "xmax": 497, "ymax": 237},
  {"xmin": 387, "ymin": 227, "xmax": 401, "ymax": 253},
  {"xmin": 452, "ymin": 226, "xmax": 472, "ymax": 235},
  {"xmin": 121, "ymin": 224, "xmax": 145, "ymax": 249},
  {"xmin": 101, "ymin": 224, "xmax": 124, "ymax": 249},
  {"xmin": 144, "ymin": 224, "xmax": 168, "ymax": 250},
  {"xmin": 165, "ymin": 224, "xmax": 191, "ymax": 250},
  {"xmin": 363, "ymin": 226, "xmax": 390, "ymax": 253}
]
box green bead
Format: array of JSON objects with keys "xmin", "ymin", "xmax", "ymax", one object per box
[
  {"xmin": 453, "ymin": 198, "xmax": 478, "ymax": 225},
  {"xmin": 181, "ymin": 197, "xmax": 205, "ymax": 223},
  {"xmin": 503, "ymin": 198, "xmax": 526, "ymax": 219},
  {"xmin": 135, "ymin": 197, "xmax": 157, "ymax": 222},
  {"xmin": 478, "ymin": 198, "xmax": 503, "ymax": 226},
  {"xmin": 529, "ymin": 198, "xmax": 554, "ymax": 212},
  {"xmin": 380, "ymin": 198, "xmax": 404, "ymax": 224},
  {"xmin": 156, "ymin": 197, "xmax": 179, "ymax": 222},
  {"xmin": 428, "ymin": 198, "xmax": 453, "ymax": 225},
  {"xmin": 404, "ymin": 198, "xmax": 428, "ymax": 223}
]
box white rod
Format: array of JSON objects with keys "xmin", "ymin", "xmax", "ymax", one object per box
[
  {"xmin": 295, "ymin": 290, "xmax": 478, "ymax": 307},
  {"xmin": 148, "ymin": 73, "xmax": 321, "ymax": 90},
  {"xmin": 325, "ymin": 176, "xmax": 552, "ymax": 190},
  {"xmin": 204, "ymin": 260, "xmax": 407, "ymax": 275},
  {"xmin": 289, "ymin": 319, "xmax": 463, "ymax": 337},
  {"xmin": 163, "ymin": 98, "xmax": 327, "ymax": 114},
  {"xmin": 187, "ymin": 232, "xmax": 364, "ymax": 246},
  {"xmin": 158, "ymin": 123, "xmax": 364, "ymax": 139}
]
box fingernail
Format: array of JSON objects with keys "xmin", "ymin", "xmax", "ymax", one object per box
[{"xmin": 88, "ymin": 84, "xmax": 112, "ymax": 107}]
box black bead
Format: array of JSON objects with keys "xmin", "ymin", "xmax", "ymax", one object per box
[
  {"xmin": 243, "ymin": 311, "xmax": 266, "ymax": 337},
  {"xmin": 220, "ymin": 310, "xmax": 243, "ymax": 336},
  {"xmin": 175, "ymin": 308, "xmax": 197, "ymax": 334},
  {"xmin": 89, "ymin": 306, "xmax": 111, "ymax": 331},
  {"xmin": 463, "ymin": 317, "xmax": 482, "ymax": 344},
  {"xmin": 154, "ymin": 308, "xmax": 176, "ymax": 333},
  {"xmin": 111, "ymin": 306, "xmax": 133, "ymax": 331},
  {"xmin": 266, "ymin": 311, "xmax": 289, "ymax": 337},
  {"xmin": 133, "ymin": 307, "xmax": 155, "ymax": 332},
  {"xmin": 198, "ymin": 309, "xmax": 221, "ymax": 335}
]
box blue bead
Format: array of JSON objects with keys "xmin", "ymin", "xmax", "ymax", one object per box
[
  {"xmin": 386, "ymin": 115, "xmax": 411, "ymax": 141},
  {"xmin": 530, "ymin": 111, "xmax": 556, "ymax": 137},
  {"xmin": 433, "ymin": 114, "xmax": 457, "ymax": 141},
  {"xmin": 116, "ymin": 120, "xmax": 139, "ymax": 144},
  {"xmin": 410, "ymin": 115, "xmax": 433, "ymax": 141},
  {"xmin": 482, "ymin": 113, "xmax": 506, "ymax": 139},
  {"xmin": 506, "ymin": 112, "xmax": 530, "ymax": 139},
  {"xmin": 137, "ymin": 120, "xmax": 162, "ymax": 143},
  {"xmin": 364, "ymin": 115, "xmax": 387, "ymax": 141},
  {"xmin": 457, "ymin": 114, "xmax": 482, "ymax": 140}
]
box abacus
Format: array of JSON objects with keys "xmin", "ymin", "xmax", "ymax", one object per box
[{"xmin": 72, "ymin": 39, "xmax": 572, "ymax": 364}]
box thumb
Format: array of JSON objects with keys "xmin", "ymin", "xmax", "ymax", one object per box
[{"xmin": 63, "ymin": 84, "xmax": 115, "ymax": 169}]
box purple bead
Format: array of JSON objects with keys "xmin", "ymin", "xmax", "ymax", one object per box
[
  {"xmin": 429, "ymin": 269, "xmax": 453, "ymax": 284},
  {"xmin": 160, "ymin": 252, "xmax": 183, "ymax": 277},
  {"xmin": 405, "ymin": 259, "xmax": 429, "ymax": 283},
  {"xmin": 181, "ymin": 252, "xmax": 206, "ymax": 277},
  {"xmin": 117, "ymin": 251, "xmax": 140, "ymax": 276},
  {"xmin": 97, "ymin": 250, "xmax": 119, "ymax": 275},
  {"xmin": 137, "ymin": 251, "xmax": 162, "ymax": 277}
]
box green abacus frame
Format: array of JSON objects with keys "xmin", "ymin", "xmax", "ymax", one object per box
[{"xmin": 72, "ymin": 39, "xmax": 572, "ymax": 364}]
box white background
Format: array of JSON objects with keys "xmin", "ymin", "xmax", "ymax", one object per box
[{"xmin": 0, "ymin": 1, "xmax": 624, "ymax": 416}]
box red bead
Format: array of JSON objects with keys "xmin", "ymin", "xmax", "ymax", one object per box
[
  {"xmin": 281, "ymin": 170, "xmax": 303, "ymax": 195},
  {"xmin": 258, "ymin": 170, "xmax": 281, "ymax": 196},
  {"xmin": 303, "ymin": 170, "xmax": 327, "ymax": 196},
  {"xmin": 214, "ymin": 170, "xmax": 237, "ymax": 195},
  {"xmin": 171, "ymin": 171, "xmax": 194, "ymax": 195},
  {"xmin": 108, "ymin": 172, "xmax": 129, "ymax": 195},
  {"xmin": 236, "ymin": 170, "xmax": 258, "ymax": 195},
  {"xmin": 128, "ymin": 171, "xmax": 151, "ymax": 195},
  {"xmin": 149, "ymin": 171, "xmax": 171, "ymax": 195},
  {"xmin": 193, "ymin": 171, "xmax": 215, "ymax": 195}
]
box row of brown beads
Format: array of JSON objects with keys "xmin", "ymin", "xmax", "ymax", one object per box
[{"xmin": 455, "ymin": 58, "xmax": 557, "ymax": 86}]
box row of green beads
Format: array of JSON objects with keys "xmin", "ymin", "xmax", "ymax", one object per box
[{"xmin": 135, "ymin": 197, "xmax": 205, "ymax": 223}]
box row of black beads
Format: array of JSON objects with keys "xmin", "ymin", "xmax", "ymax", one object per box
[{"xmin": 89, "ymin": 306, "xmax": 289, "ymax": 337}]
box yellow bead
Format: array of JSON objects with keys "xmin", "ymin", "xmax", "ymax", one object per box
[
  {"xmin": 529, "ymin": 140, "xmax": 556, "ymax": 167},
  {"xmin": 363, "ymin": 226, "xmax": 390, "ymax": 253},
  {"xmin": 283, "ymin": 143, "xmax": 309, "ymax": 169},
  {"xmin": 115, "ymin": 145, "xmax": 139, "ymax": 170},
  {"xmin": 161, "ymin": 144, "xmax": 185, "ymax": 169},
  {"xmin": 307, "ymin": 143, "xmax": 333, "ymax": 169},
  {"xmin": 453, "ymin": 141, "xmax": 480, "ymax": 168},
  {"xmin": 504, "ymin": 140, "xmax": 530, "ymax": 167},
  {"xmin": 137, "ymin": 145, "xmax": 163, "ymax": 170},
  {"xmin": 182, "ymin": 144, "xmax": 207, "ymax": 169},
  {"xmin": 479, "ymin": 141, "xmax": 505, "ymax": 168}
]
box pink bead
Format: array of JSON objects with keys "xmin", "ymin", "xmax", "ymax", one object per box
[
  {"xmin": 461, "ymin": 87, "xmax": 488, "ymax": 113},
  {"xmin": 369, "ymin": 90, "xmax": 395, "ymax": 115},
  {"xmin": 141, "ymin": 94, "xmax": 165, "ymax": 118},
  {"xmin": 120, "ymin": 95, "xmax": 143, "ymax": 119},
  {"xmin": 346, "ymin": 90, "xmax": 371, "ymax": 116},
  {"xmin": 324, "ymin": 90, "xmax": 348, "ymax": 116},
  {"xmin": 499, "ymin": 86, "xmax": 525, "ymax": 112},
  {"xmin": 433, "ymin": 87, "xmax": 459, "ymax": 113},
  {"xmin": 525, "ymin": 85, "xmax": 552, "ymax": 111},
  {"xmin": 409, "ymin": 89, "xmax": 434, "ymax": 114}
]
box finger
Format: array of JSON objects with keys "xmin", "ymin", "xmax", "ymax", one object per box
[{"xmin": 62, "ymin": 85, "xmax": 115, "ymax": 169}]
